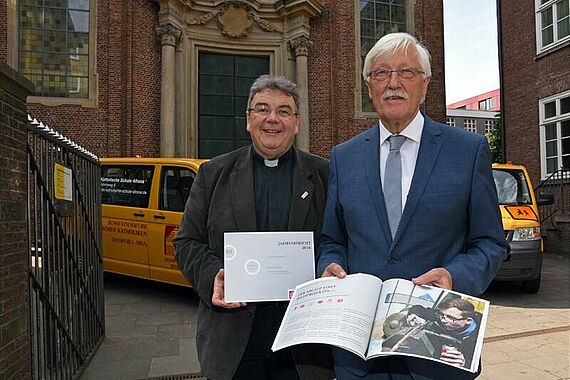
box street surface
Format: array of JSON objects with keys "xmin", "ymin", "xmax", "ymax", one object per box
[
  {"xmin": 81, "ymin": 253, "xmax": 570, "ymax": 379},
  {"xmin": 481, "ymin": 253, "xmax": 570, "ymax": 379}
]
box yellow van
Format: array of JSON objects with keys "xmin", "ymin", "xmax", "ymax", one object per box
[
  {"xmin": 492, "ymin": 163, "xmax": 553, "ymax": 293},
  {"xmin": 100, "ymin": 157, "xmax": 206, "ymax": 287}
]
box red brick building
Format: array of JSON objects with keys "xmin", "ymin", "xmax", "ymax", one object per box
[
  {"xmin": 2, "ymin": 0, "xmax": 445, "ymax": 159},
  {"xmin": 498, "ymin": 0, "xmax": 570, "ymax": 253},
  {"xmin": 447, "ymin": 88, "xmax": 500, "ymax": 112}
]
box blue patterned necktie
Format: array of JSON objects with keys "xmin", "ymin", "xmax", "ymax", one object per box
[{"xmin": 384, "ymin": 135, "xmax": 407, "ymax": 238}]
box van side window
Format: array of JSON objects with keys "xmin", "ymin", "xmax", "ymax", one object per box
[
  {"xmin": 101, "ymin": 165, "xmax": 154, "ymax": 207},
  {"xmin": 159, "ymin": 166, "xmax": 196, "ymax": 212},
  {"xmin": 493, "ymin": 169, "xmax": 532, "ymax": 205}
]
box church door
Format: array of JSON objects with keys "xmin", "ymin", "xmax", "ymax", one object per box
[{"xmin": 198, "ymin": 53, "xmax": 269, "ymax": 158}]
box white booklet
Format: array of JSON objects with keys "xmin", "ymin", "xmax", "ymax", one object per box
[
  {"xmin": 223, "ymin": 231, "xmax": 315, "ymax": 302},
  {"xmin": 272, "ymin": 274, "xmax": 489, "ymax": 373}
]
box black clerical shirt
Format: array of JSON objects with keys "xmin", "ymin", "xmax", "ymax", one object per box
[{"xmin": 253, "ymin": 148, "xmax": 294, "ymax": 231}]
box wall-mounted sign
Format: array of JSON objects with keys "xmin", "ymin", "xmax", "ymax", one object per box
[{"xmin": 54, "ymin": 162, "xmax": 73, "ymax": 201}]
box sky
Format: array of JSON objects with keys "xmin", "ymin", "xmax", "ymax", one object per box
[{"xmin": 443, "ymin": 0, "xmax": 500, "ymax": 105}]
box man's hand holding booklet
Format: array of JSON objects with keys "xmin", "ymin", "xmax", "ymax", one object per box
[{"xmin": 272, "ymin": 274, "xmax": 489, "ymax": 373}]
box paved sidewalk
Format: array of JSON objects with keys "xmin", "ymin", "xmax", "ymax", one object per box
[
  {"xmin": 481, "ymin": 253, "xmax": 570, "ymax": 379},
  {"xmin": 80, "ymin": 253, "xmax": 570, "ymax": 379},
  {"xmin": 79, "ymin": 276, "xmax": 202, "ymax": 379}
]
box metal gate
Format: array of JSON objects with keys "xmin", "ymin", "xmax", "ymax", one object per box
[{"xmin": 27, "ymin": 115, "xmax": 105, "ymax": 379}]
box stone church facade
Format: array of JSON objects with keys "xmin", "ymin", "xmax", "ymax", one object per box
[{"xmin": 2, "ymin": 0, "xmax": 445, "ymax": 159}]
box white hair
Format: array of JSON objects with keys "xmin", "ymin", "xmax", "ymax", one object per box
[{"xmin": 362, "ymin": 32, "xmax": 432, "ymax": 82}]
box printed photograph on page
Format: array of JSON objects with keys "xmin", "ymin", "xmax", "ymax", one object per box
[{"xmin": 367, "ymin": 279, "xmax": 488, "ymax": 373}]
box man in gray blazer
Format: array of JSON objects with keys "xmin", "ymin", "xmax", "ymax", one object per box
[
  {"xmin": 175, "ymin": 75, "xmax": 331, "ymax": 380},
  {"xmin": 317, "ymin": 33, "xmax": 509, "ymax": 379}
]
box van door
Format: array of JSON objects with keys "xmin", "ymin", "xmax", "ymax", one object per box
[
  {"xmin": 147, "ymin": 165, "xmax": 196, "ymax": 286},
  {"xmin": 101, "ymin": 164, "xmax": 154, "ymax": 279}
]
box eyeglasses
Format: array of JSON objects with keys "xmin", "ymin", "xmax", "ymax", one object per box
[
  {"xmin": 435, "ymin": 311, "xmax": 468, "ymax": 323},
  {"xmin": 248, "ymin": 104, "xmax": 299, "ymax": 118},
  {"xmin": 368, "ymin": 68, "xmax": 425, "ymax": 82}
]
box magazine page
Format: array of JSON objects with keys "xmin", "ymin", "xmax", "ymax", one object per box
[
  {"xmin": 272, "ymin": 273, "xmax": 383, "ymax": 359},
  {"xmin": 366, "ymin": 279, "xmax": 489, "ymax": 373}
]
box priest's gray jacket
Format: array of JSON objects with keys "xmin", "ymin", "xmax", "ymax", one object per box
[{"xmin": 174, "ymin": 145, "xmax": 333, "ymax": 380}]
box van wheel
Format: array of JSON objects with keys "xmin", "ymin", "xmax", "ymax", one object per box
[{"xmin": 522, "ymin": 273, "xmax": 541, "ymax": 293}]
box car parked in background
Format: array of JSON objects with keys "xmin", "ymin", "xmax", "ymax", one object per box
[
  {"xmin": 100, "ymin": 157, "xmax": 206, "ymax": 287},
  {"xmin": 492, "ymin": 163, "xmax": 554, "ymax": 293}
]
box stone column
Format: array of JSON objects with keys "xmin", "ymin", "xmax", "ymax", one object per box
[
  {"xmin": 289, "ymin": 36, "xmax": 312, "ymax": 152},
  {"xmin": 157, "ymin": 24, "xmax": 181, "ymax": 157},
  {"xmin": 175, "ymin": 39, "xmax": 185, "ymax": 157}
]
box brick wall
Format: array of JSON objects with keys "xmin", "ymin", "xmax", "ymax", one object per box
[
  {"xmin": 24, "ymin": 0, "xmax": 162, "ymax": 159},
  {"xmin": 0, "ymin": 0, "xmax": 6, "ymax": 62},
  {"xmin": 544, "ymin": 223, "xmax": 570, "ymax": 254},
  {"xmin": 499, "ymin": 0, "xmax": 570, "ymax": 255},
  {"xmin": 130, "ymin": 0, "xmax": 162, "ymax": 155},
  {"xmin": 414, "ymin": 0, "xmax": 446, "ymax": 125},
  {"xmin": 4, "ymin": 1, "xmax": 444, "ymax": 160},
  {"xmin": 500, "ymin": 0, "xmax": 570, "ymax": 186},
  {"xmin": 500, "ymin": 1, "xmax": 539, "ymax": 181},
  {"xmin": 0, "ymin": 62, "xmax": 34, "ymax": 379},
  {"xmin": 309, "ymin": 0, "xmax": 446, "ymax": 158}
]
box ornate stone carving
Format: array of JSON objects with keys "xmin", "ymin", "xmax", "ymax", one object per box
[
  {"xmin": 158, "ymin": 1, "xmax": 185, "ymax": 21},
  {"xmin": 249, "ymin": 11, "xmax": 282, "ymax": 33},
  {"xmin": 158, "ymin": 3, "xmax": 169, "ymax": 17},
  {"xmin": 157, "ymin": 24, "xmax": 182, "ymax": 47},
  {"xmin": 217, "ymin": 3, "xmax": 252, "ymax": 38},
  {"xmin": 185, "ymin": 1, "xmax": 283, "ymax": 37},
  {"xmin": 289, "ymin": 36, "xmax": 312, "ymax": 57},
  {"xmin": 187, "ymin": 8, "xmax": 221, "ymax": 25}
]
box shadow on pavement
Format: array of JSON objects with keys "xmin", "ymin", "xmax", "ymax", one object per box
[
  {"xmin": 103, "ymin": 272, "xmax": 199, "ymax": 305},
  {"xmin": 483, "ymin": 253, "xmax": 570, "ymax": 309}
]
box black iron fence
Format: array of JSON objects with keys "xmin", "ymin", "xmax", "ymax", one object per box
[
  {"xmin": 27, "ymin": 115, "xmax": 104, "ymax": 379},
  {"xmin": 535, "ymin": 168, "xmax": 570, "ymax": 230}
]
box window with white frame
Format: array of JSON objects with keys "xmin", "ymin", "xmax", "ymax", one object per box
[
  {"xmin": 535, "ymin": 0, "xmax": 570, "ymax": 53},
  {"xmin": 484, "ymin": 119, "xmax": 494, "ymax": 134},
  {"xmin": 464, "ymin": 119, "xmax": 477, "ymax": 133},
  {"xmin": 446, "ymin": 117, "xmax": 455, "ymax": 127},
  {"xmin": 539, "ymin": 90, "xmax": 570, "ymax": 178}
]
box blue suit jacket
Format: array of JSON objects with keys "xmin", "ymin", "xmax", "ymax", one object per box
[{"xmin": 317, "ymin": 116, "xmax": 509, "ymax": 379}]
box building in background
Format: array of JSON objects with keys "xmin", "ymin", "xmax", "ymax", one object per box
[
  {"xmin": 446, "ymin": 108, "xmax": 499, "ymax": 136},
  {"xmin": 498, "ymin": 0, "xmax": 570, "ymax": 253},
  {"xmin": 446, "ymin": 89, "xmax": 500, "ymax": 135},
  {"xmin": 447, "ymin": 88, "xmax": 500, "ymax": 111},
  {"xmin": 1, "ymin": 0, "xmax": 446, "ymax": 160}
]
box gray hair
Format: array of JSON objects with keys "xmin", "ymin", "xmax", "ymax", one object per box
[
  {"xmin": 247, "ymin": 74, "xmax": 301, "ymax": 113},
  {"xmin": 362, "ymin": 32, "xmax": 432, "ymax": 82}
]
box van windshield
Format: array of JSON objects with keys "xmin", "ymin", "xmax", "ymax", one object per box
[{"xmin": 492, "ymin": 169, "xmax": 532, "ymax": 205}]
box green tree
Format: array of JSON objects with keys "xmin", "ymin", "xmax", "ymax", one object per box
[{"xmin": 486, "ymin": 113, "xmax": 503, "ymax": 163}]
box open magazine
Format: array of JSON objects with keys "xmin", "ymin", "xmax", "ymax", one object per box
[{"xmin": 271, "ymin": 274, "xmax": 489, "ymax": 373}]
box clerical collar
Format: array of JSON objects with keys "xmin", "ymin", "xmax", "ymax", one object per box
[
  {"xmin": 253, "ymin": 148, "xmax": 293, "ymax": 167},
  {"xmin": 264, "ymin": 158, "xmax": 278, "ymax": 167}
]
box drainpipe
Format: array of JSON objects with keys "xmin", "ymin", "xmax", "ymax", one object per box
[{"xmin": 496, "ymin": 0, "xmax": 506, "ymax": 163}]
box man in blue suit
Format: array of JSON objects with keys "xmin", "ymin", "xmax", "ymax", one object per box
[{"xmin": 317, "ymin": 32, "xmax": 509, "ymax": 379}]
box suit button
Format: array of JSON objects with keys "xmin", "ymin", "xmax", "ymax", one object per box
[{"xmin": 387, "ymin": 257, "xmax": 398, "ymax": 265}]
